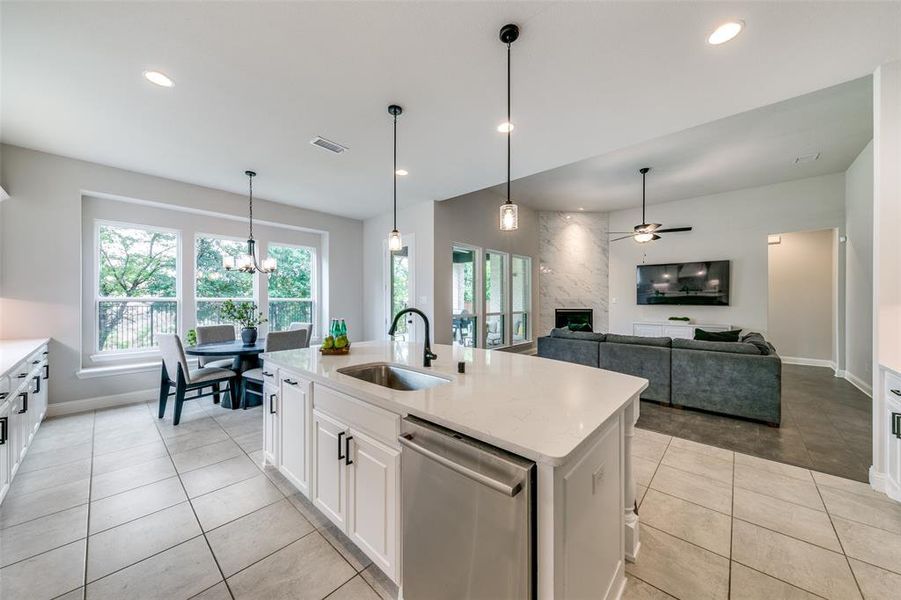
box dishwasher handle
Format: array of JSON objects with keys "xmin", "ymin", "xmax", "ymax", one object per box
[{"xmin": 398, "ymin": 433, "xmax": 522, "ymax": 497}]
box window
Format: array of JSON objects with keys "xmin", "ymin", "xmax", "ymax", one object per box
[
  {"xmin": 512, "ymin": 255, "xmax": 531, "ymax": 344},
  {"xmin": 388, "ymin": 245, "xmax": 411, "ymax": 340},
  {"xmin": 195, "ymin": 236, "xmax": 254, "ymax": 327},
  {"xmin": 451, "ymin": 245, "xmax": 478, "ymax": 348},
  {"xmin": 484, "ymin": 250, "xmax": 508, "ymax": 349},
  {"xmin": 267, "ymin": 244, "xmax": 315, "ymax": 332},
  {"xmin": 96, "ymin": 223, "xmax": 179, "ymax": 353}
]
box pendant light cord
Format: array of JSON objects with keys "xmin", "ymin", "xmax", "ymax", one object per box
[
  {"xmin": 506, "ymin": 41, "xmax": 511, "ymax": 204},
  {"xmin": 393, "ymin": 112, "xmax": 398, "ymax": 230},
  {"xmin": 248, "ymin": 172, "xmax": 254, "ymax": 240},
  {"xmin": 641, "ymin": 170, "xmax": 646, "ymax": 224}
]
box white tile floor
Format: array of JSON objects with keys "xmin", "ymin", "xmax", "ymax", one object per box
[
  {"xmin": 2, "ymin": 399, "xmax": 900, "ymax": 600},
  {"xmin": 0, "ymin": 397, "xmax": 397, "ymax": 600}
]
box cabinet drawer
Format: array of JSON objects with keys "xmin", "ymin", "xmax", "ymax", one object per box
[{"xmin": 313, "ymin": 384, "xmax": 399, "ymax": 447}]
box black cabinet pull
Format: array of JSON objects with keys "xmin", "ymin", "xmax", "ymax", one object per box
[
  {"xmin": 891, "ymin": 389, "xmax": 901, "ymax": 397},
  {"xmin": 338, "ymin": 431, "xmax": 345, "ymax": 460},
  {"xmin": 893, "ymin": 412, "xmax": 901, "ymax": 439},
  {"xmin": 43, "ymin": 364, "xmax": 50, "ymax": 380},
  {"xmin": 42, "ymin": 351, "xmax": 48, "ymax": 355},
  {"xmin": 18, "ymin": 391, "xmax": 28, "ymax": 414},
  {"xmin": 16, "ymin": 373, "xmax": 26, "ymax": 379},
  {"xmin": 345, "ymin": 435, "xmax": 353, "ymax": 466},
  {"xmin": 269, "ymin": 393, "xmax": 277, "ymax": 414},
  {"xmin": 0, "ymin": 417, "xmax": 7, "ymax": 445},
  {"xmin": 33, "ymin": 375, "xmax": 41, "ymax": 395},
  {"xmin": 262, "ymin": 371, "xmax": 274, "ymax": 377},
  {"xmin": 283, "ymin": 378, "xmax": 298, "ymax": 386},
  {"xmin": 32, "ymin": 360, "xmax": 40, "ymax": 365}
]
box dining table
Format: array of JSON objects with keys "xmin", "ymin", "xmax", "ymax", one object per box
[{"xmin": 184, "ymin": 338, "xmax": 266, "ymax": 409}]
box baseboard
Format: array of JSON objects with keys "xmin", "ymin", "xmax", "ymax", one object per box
[
  {"xmin": 869, "ymin": 466, "xmax": 901, "ymax": 502},
  {"xmin": 842, "ymin": 371, "xmax": 873, "ymax": 397},
  {"xmin": 781, "ymin": 356, "xmax": 836, "ymax": 369},
  {"xmin": 47, "ymin": 388, "xmax": 156, "ymax": 417}
]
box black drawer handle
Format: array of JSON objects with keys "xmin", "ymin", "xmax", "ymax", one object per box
[
  {"xmin": 43, "ymin": 364, "xmax": 50, "ymax": 380},
  {"xmin": 16, "ymin": 373, "xmax": 26, "ymax": 379},
  {"xmin": 338, "ymin": 431, "xmax": 345, "ymax": 460},
  {"xmin": 262, "ymin": 371, "xmax": 274, "ymax": 377},
  {"xmin": 893, "ymin": 412, "xmax": 901, "ymax": 439},
  {"xmin": 32, "ymin": 360, "xmax": 40, "ymax": 365},
  {"xmin": 33, "ymin": 375, "xmax": 41, "ymax": 395},
  {"xmin": 18, "ymin": 391, "xmax": 28, "ymax": 414},
  {"xmin": 0, "ymin": 392, "xmax": 7, "ymax": 400},
  {"xmin": 891, "ymin": 389, "xmax": 901, "ymax": 397},
  {"xmin": 345, "ymin": 435, "xmax": 353, "ymax": 466},
  {"xmin": 0, "ymin": 416, "xmax": 7, "ymax": 445},
  {"xmin": 283, "ymin": 378, "xmax": 298, "ymax": 386},
  {"xmin": 269, "ymin": 393, "xmax": 277, "ymax": 414}
]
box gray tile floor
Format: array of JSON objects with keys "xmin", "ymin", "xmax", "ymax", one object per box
[
  {"xmin": 0, "ymin": 396, "xmax": 398, "ymax": 600},
  {"xmin": 636, "ymin": 364, "xmax": 872, "ymax": 482},
  {"xmin": 3, "ymin": 392, "xmax": 897, "ymax": 600},
  {"xmin": 625, "ymin": 429, "xmax": 901, "ymax": 600}
]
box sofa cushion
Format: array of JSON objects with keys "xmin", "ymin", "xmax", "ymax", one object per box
[
  {"xmin": 567, "ymin": 322, "xmax": 593, "ymax": 332},
  {"xmin": 672, "ymin": 338, "xmax": 762, "ymax": 355},
  {"xmin": 550, "ymin": 327, "xmax": 606, "ymax": 342},
  {"xmin": 606, "ymin": 334, "xmax": 672, "ymax": 348},
  {"xmin": 741, "ymin": 332, "xmax": 773, "ymax": 355},
  {"xmin": 537, "ymin": 336, "xmax": 600, "ymax": 367},
  {"xmin": 694, "ymin": 328, "xmax": 742, "ymax": 342}
]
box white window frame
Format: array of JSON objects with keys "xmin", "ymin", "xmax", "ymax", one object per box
[
  {"xmin": 451, "ymin": 243, "xmax": 481, "ymax": 348},
  {"xmin": 193, "ymin": 232, "xmax": 258, "ymax": 331},
  {"xmin": 266, "ymin": 240, "xmax": 318, "ymax": 336},
  {"xmin": 511, "ymin": 254, "xmax": 532, "ymax": 345},
  {"xmin": 383, "ymin": 234, "xmax": 416, "ymax": 342},
  {"xmin": 93, "ymin": 219, "xmax": 181, "ymax": 357},
  {"xmin": 483, "ymin": 249, "xmax": 510, "ymax": 349}
]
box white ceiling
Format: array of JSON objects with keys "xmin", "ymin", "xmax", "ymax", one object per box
[
  {"xmin": 491, "ymin": 76, "xmax": 873, "ymax": 213},
  {"xmin": 1, "ymin": 2, "xmax": 899, "ymax": 220}
]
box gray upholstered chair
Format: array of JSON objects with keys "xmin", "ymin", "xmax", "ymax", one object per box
[
  {"xmin": 240, "ymin": 329, "xmax": 307, "ymax": 408},
  {"xmin": 287, "ymin": 322, "xmax": 313, "ymax": 348},
  {"xmin": 157, "ymin": 334, "xmax": 237, "ymax": 425},
  {"xmin": 196, "ymin": 324, "xmax": 237, "ymax": 404}
]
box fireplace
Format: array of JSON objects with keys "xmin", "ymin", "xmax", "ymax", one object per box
[{"xmin": 555, "ymin": 308, "xmax": 593, "ymax": 330}]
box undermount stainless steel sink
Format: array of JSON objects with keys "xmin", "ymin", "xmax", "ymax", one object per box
[{"xmin": 336, "ymin": 362, "xmax": 451, "ymax": 391}]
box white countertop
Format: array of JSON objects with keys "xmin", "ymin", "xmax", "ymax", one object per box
[
  {"xmin": 0, "ymin": 338, "xmax": 49, "ymax": 379},
  {"xmin": 264, "ymin": 341, "xmax": 647, "ymax": 465}
]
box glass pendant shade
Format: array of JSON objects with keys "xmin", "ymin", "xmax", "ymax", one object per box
[
  {"xmin": 237, "ymin": 254, "xmax": 255, "ymax": 271},
  {"xmin": 388, "ymin": 229, "xmax": 403, "ymax": 251},
  {"xmin": 261, "ymin": 256, "xmax": 277, "ymax": 272},
  {"xmin": 499, "ymin": 202, "xmax": 519, "ymax": 231},
  {"xmin": 222, "ymin": 255, "xmax": 236, "ymax": 270}
]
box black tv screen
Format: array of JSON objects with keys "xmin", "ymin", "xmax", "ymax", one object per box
[{"xmin": 637, "ymin": 261, "xmax": 730, "ymax": 306}]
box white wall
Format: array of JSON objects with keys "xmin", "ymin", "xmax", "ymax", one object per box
[
  {"xmin": 361, "ymin": 200, "xmax": 435, "ymax": 342},
  {"xmin": 767, "ymin": 229, "xmax": 837, "ymax": 363},
  {"xmin": 844, "ymin": 141, "xmax": 874, "ymax": 391},
  {"xmin": 608, "ymin": 173, "xmax": 846, "ymax": 336},
  {"xmin": 0, "ymin": 144, "xmax": 363, "ymax": 405},
  {"xmin": 538, "ymin": 211, "xmax": 609, "ymax": 335},
  {"xmin": 433, "ymin": 190, "xmax": 539, "ymax": 347}
]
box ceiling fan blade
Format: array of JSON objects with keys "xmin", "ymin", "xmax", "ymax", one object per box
[
  {"xmin": 608, "ymin": 231, "xmax": 637, "ymax": 235},
  {"xmin": 655, "ymin": 227, "xmax": 693, "ymax": 234},
  {"xmin": 610, "ymin": 235, "xmax": 635, "ymax": 242}
]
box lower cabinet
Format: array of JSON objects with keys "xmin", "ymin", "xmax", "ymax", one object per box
[
  {"xmin": 312, "ymin": 409, "xmax": 350, "ymax": 530},
  {"xmin": 0, "ymin": 399, "xmax": 11, "ymax": 501},
  {"xmin": 262, "ymin": 375, "xmax": 280, "ymax": 466},
  {"xmin": 885, "ymin": 370, "xmax": 901, "ymax": 498},
  {"xmin": 279, "ymin": 375, "xmax": 311, "ymax": 496}
]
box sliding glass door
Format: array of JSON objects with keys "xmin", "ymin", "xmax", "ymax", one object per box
[
  {"xmin": 484, "ymin": 250, "xmax": 508, "ymax": 349},
  {"xmin": 452, "ymin": 245, "xmax": 478, "ymax": 348},
  {"xmin": 512, "ymin": 255, "xmax": 531, "ymax": 344}
]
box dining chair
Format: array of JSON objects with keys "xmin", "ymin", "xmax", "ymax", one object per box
[
  {"xmin": 240, "ymin": 329, "xmax": 307, "ymax": 408},
  {"xmin": 158, "ymin": 334, "xmax": 238, "ymax": 425},
  {"xmin": 196, "ymin": 324, "xmax": 237, "ymax": 404},
  {"xmin": 287, "ymin": 322, "xmax": 313, "ymax": 348}
]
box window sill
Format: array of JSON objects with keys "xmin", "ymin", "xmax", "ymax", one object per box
[
  {"xmin": 91, "ymin": 349, "xmax": 161, "ymax": 363},
  {"xmin": 76, "ymin": 361, "xmax": 161, "ymax": 379}
]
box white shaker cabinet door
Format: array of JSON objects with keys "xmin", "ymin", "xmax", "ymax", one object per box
[
  {"xmin": 313, "ymin": 409, "xmax": 349, "ymax": 532},
  {"xmin": 279, "ymin": 376, "xmax": 310, "ymax": 497}
]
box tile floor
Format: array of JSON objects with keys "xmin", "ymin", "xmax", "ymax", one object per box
[
  {"xmin": 637, "ymin": 364, "xmax": 872, "ymax": 482},
  {"xmin": 0, "ymin": 396, "xmax": 398, "ymax": 600},
  {"xmin": 2, "ymin": 396, "xmax": 899, "ymax": 600},
  {"xmin": 625, "ymin": 428, "xmax": 901, "ymax": 600}
]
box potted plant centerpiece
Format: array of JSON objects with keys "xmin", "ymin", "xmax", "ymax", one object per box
[{"xmin": 221, "ymin": 299, "xmax": 267, "ymax": 346}]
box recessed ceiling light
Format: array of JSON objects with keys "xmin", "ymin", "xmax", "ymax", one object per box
[
  {"xmin": 395, "ymin": 169, "xmax": 408, "ymax": 176},
  {"xmin": 143, "ymin": 70, "xmax": 174, "ymax": 87},
  {"xmin": 707, "ymin": 21, "xmax": 744, "ymax": 45},
  {"xmin": 497, "ymin": 122, "xmax": 514, "ymax": 133},
  {"xmin": 578, "ymin": 207, "xmax": 584, "ymax": 211}
]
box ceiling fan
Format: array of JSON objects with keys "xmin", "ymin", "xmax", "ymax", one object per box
[{"xmin": 610, "ymin": 167, "xmax": 693, "ymax": 243}]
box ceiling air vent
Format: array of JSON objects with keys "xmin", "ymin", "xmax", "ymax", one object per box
[
  {"xmin": 310, "ymin": 136, "xmax": 349, "ymax": 154},
  {"xmin": 794, "ymin": 152, "xmax": 820, "ymax": 164}
]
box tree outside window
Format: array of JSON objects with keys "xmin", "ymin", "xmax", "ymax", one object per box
[
  {"xmin": 195, "ymin": 237, "xmax": 254, "ymax": 327},
  {"xmin": 97, "ymin": 223, "xmax": 178, "ymax": 352},
  {"xmin": 267, "ymin": 244, "xmax": 314, "ymax": 331}
]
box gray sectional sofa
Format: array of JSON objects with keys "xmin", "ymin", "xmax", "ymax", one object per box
[{"xmin": 537, "ymin": 328, "xmax": 782, "ymax": 425}]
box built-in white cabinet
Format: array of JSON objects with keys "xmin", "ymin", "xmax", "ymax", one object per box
[
  {"xmin": 279, "ymin": 375, "xmax": 311, "ymax": 496},
  {"xmin": 262, "ymin": 369, "xmax": 280, "ymax": 466},
  {"xmin": 0, "ymin": 340, "xmax": 49, "ymax": 505},
  {"xmin": 633, "ymin": 321, "xmax": 732, "ymax": 339},
  {"xmin": 884, "ymin": 369, "xmax": 901, "ymax": 498},
  {"xmin": 312, "ymin": 408, "xmax": 350, "ymax": 529}
]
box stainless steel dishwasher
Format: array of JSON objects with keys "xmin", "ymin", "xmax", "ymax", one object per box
[{"xmin": 399, "ymin": 416, "xmax": 535, "ymax": 600}]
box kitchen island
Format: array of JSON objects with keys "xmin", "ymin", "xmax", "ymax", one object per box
[{"xmin": 263, "ymin": 341, "xmax": 646, "ymax": 600}]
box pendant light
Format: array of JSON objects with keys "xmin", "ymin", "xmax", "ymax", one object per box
[
  {"xmin": 387, "ymin": 104, "xmax": 404, "ymax": 251},
  {"xmin": 223, "ymin": 170, "xmax": 277, "ymax": 273},
  {"xmin": 498, "ymin": 23, "xmax": 520, "ymax": 231}
]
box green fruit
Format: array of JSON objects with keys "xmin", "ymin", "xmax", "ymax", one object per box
[
  {"xmin": 322, "ymin": 336, "xmax": 335, "ymax": 349},
  {"xmin": 335, "ymin": 335, "xmax": 348, "ymax": 349}
]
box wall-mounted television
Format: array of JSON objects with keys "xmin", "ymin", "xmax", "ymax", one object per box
[{"xmin": 637, "ymin": 261, "xmax": 730, "ymax": 306}]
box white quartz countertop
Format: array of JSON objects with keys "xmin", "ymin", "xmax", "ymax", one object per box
[
  {"xmin": 0, "ymin": 338, "xmax": 49, "ymax": 379},
  {"xmin": 264, "ymin": 341, "xmax": 647, "ymax": 465}
]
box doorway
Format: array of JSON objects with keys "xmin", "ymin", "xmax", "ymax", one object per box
[{"xmin": 385, "ymin": 234, "xmax": 415, "ymax": 342}]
